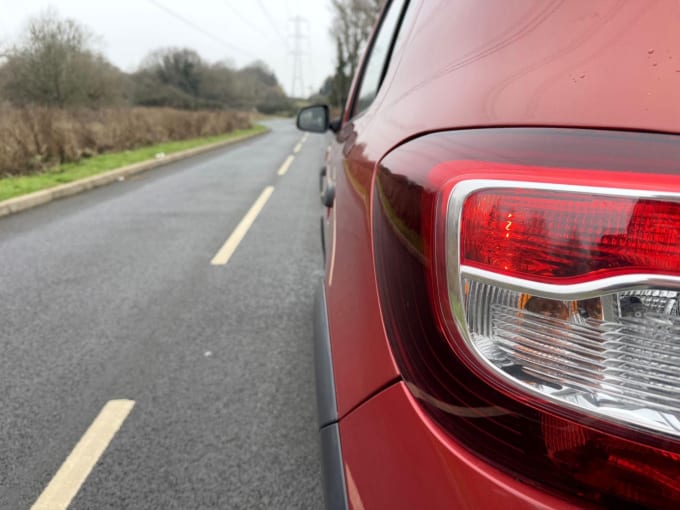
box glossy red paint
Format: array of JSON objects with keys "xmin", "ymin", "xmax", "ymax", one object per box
[
  {"xmin": 324, "ymin": 122, "xmax": 399, "ymax": 420},
  {"xmin": 339, "ymin": 383, "xmax": 582, "ymax": 510},
  {"xmin": 318, "ymin": 0, "xmax": 680, "ymax": 507},
  {"xmin": 325, "ymin": 0, "xmax": 680, "ymax": 420},
  {"xmin": 377, "ymin": 0, "xmax": 680, "ymax": 143}
]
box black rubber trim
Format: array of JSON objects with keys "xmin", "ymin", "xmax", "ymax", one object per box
[
  {"xmin": 314, "ymin": 280, "xmax": 349, "ymax": 509},
  {"xmin": 319, "ymin": 423, "xmax": 349, "ymax": 510},
  {"xmin": 320, "ymin": 216, "xmax": 326, "ymax": 262},
  {"xmin": 314, "ymin": 278, "xmax": 339, "ymax": 427}
]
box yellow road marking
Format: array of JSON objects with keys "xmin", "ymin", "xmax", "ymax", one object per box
[
  {"xmin": 211, "ymin": 186, "xmax": 275, "ymax": 265},
  {"xmin": 31, "ymin": 400, "xmax": 135, "ymax": 510},
  {"xmin": 277, "ymin": 155, "xmax": 295, "ymax": 176},
  {"xmin": 293, "ymin": 142, "xmax": 303, "ymax": 154}
]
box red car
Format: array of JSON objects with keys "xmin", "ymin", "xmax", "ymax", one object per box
[{"xmin": 297, "ymin": 1, "xmax": 680, "ymax": 508}]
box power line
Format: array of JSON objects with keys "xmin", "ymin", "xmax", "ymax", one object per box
[
  {"xmin": 255, "ymin": 0, "xmax": 289, "ymax": 50},
  {"xmin": 146, "ymin": 0, "xmax": 256, "ymax": 59},
  {"xmin": 222, "ymin": 0, "xmax": 278, "ymax": 44}
]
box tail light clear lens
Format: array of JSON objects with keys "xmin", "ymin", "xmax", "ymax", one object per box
[
  {"xmin": 464, "ymin": 280, "xmax": 680, "ymax": 436},
  {"xmin": 373, "ymin": 128, "xmax": 680, "ymax": 508}
]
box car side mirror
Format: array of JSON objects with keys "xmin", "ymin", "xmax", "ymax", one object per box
[{"xmin": 297, "ymin": 105, "xmax": 330, "ymax": 133}]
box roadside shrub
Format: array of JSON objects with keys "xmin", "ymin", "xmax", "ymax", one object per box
[{"xmin": 0, "ymin": 105, "xmax": 251, "ymax": 176}]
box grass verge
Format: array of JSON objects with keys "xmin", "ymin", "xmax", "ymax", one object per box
[{"xmin": 0, "ymin": 124, "xmax": 267, "ymax": 202}]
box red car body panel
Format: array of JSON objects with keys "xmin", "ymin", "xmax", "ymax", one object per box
[
  {"xmin": 319, "ymin": 0, "xmax": 680, "ymax": 507},
  {"xmin": 324, "ymin": 145, "xmax": 400, "ymax": 420},
  {"xmin": 377, "ymin": 0, "xmax": 680, "ymax": 138},
  {"xmin": 341, "ymin": 383, "xmax": 582, "ymax": 510}
]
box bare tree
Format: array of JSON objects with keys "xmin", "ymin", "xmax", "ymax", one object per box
[
  {"xmin": 0, "ymin": 8, "xmax": 123, "ymax": 107},
  {"xmin": 328, "ymin": 0, "xmax": 383, "ymax": 107},
  {"xmin": 140, "ymin": 47, "xmax": 206, "ymax": 98},
  {"xmin": 232, "ymin": 61, "xmax": 289, "ymax": 113}
]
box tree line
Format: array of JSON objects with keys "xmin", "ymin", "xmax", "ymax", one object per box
[
  {"xmin": 0, "ymin": 3, "xmax": 384, "ymax": 115},
  {"xmin": 0, "ymin": 9, "xmax": 293, "ymax": 114}
]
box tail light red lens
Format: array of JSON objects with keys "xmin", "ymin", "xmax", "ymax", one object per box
[
  {"xmin": 460, "ymin": 187, "xmax": 680, "ymax": 282},
  {"xmin": 373, "ymin": 128, "xmax": 680, "ymax": 508}
]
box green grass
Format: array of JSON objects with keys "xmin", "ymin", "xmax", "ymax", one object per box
[{"xmin": 0, "ymin": 124, "xmax": 267, "ymax": 202}]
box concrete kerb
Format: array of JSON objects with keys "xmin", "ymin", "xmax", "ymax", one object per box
[{"xmin": 0, "ymin": 127, "xmax": 271, "ymax": 219}]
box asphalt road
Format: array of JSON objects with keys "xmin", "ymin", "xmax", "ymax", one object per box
[{"xmin": 0, "ymin": 119, "xmax": 326, "ymax": 509}]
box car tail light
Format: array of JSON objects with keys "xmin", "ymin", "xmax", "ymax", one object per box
[
  {"xmin": 453, "ymin": 184, "xmax": 680, "ymax": 439},
  {"xmin": 373, "ymin": 128, "xmax": 680, "ymax": 508}
]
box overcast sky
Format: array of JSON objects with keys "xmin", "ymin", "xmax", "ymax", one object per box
[{"xmin": 0, "ymin": 0, "xmax": 336, "ymax": 96}]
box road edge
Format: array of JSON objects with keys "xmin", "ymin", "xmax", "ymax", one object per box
[{"xmin": 0, "ymin": 127, "xmax": 271, "ymax": 219}]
